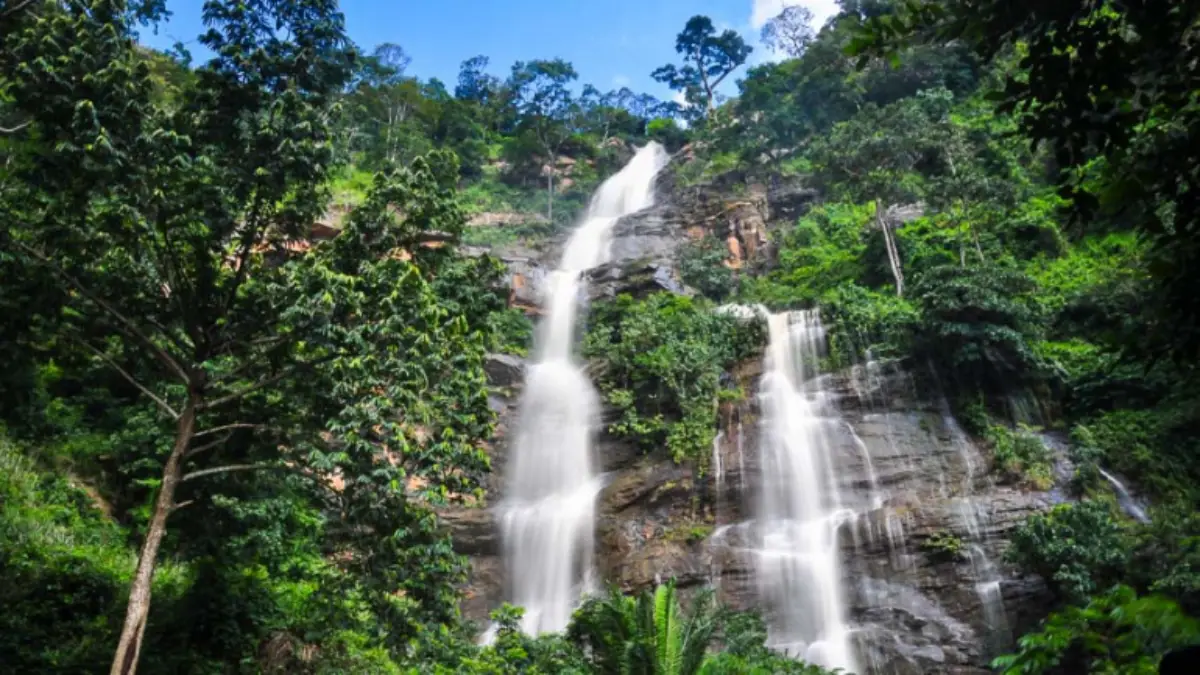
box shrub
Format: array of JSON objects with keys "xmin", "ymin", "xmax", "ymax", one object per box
[
  {"xmin": 912, "ymin": 262, "xmax": 1043, "ymax": 394},
  {"xmin": 680, "ymin": 235, "xmax": 737, "ymax": 301},
  {"xmin": 986, "ymin": 423, "xmax": 1054, "ymax": 490},
  {"xmin": 584, "ymin": 293, "xmax": 766, "ymax": 466},
  {"xmin": 921, "ymin": 530, "xmax": 967, "ymax": 562},
  {"xmin": 1005, "ymin": 501, "xmax": 1128, "ymax": 603},
  {"xmin": 992, "ymin": 586, "xmax": 1199, "ymax": 675}
]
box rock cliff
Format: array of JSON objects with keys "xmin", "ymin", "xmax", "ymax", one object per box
[{"xmin": 443, "ymin": 169, "xmax": 1061, "ymax": 674}]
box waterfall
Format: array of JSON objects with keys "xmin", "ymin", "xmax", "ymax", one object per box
[
  {"xmin": 498, "ymin": 142, "xmax": 669, "ymax": 635},
  {"xmin": 754, "ymin": 310, "xmax": 858, "ymax": 673},
  {"xmin": 1099, "ymin": 468, "xmax": 1151, "ymax": 523}
]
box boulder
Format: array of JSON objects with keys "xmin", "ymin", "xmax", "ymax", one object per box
[{"xmin": 483, "ymin": 353, "xmax": 524, "ymax": 387}]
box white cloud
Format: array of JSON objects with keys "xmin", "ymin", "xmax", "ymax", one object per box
[
  {"xmin": 612, "ymin": 74, "xmax": 631, "ymax": 88},
  {"xmin": 750, "ymin": 0, "xmax": 840, "ymax": 31}
]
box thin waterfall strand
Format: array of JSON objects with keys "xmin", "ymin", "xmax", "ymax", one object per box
[{"xmin": 755, "ymin": 310, "xmax": 858, "ymax": 672}]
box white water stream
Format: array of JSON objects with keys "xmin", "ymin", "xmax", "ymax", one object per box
[
  {"xmin": 754, "ymin": 310, "xmax": 858, "ymax": 672},
  {"xmin": 1099, "ymin": 468, "xmax": 1151, "ymax": 524},
  {"xmin": 498, "ymin": 143, "xmax": 669, "ymax": 635}
]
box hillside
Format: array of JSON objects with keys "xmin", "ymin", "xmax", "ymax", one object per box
[{"xmin": 3, "ymin": 1, "xmax": 1200, "ymax": 674}]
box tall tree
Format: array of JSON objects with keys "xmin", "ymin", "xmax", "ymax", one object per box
[
  {"xmin": 2, "ymin": 2, "xmax": 493, "ymax": 673},
  {"xmin": 509, "ymin": 58, "xmax": 580, "ymax": 222},
  {"xmin": 652, "ymin": 15, "xmax": 752, "ymax": 118},
  {"xmin": 455, "ymin": 54, "xmax": 499, "ymax": 104},
  {"xmin": 761, "ymin": 5, "xmax": 816, "ymax": 58},
  {"xmin": 349, "ymin": 43, "xmax": 422, "ymax": 166}
]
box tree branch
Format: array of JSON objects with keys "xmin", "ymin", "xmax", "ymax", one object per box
[
  {"xmin": 0, "ymin": 0, "xmax": 33, "ymax": 18},
  {"xmin": 193, "ymin": 423, "xmax": 264, "ymax": 438},
  {"xmin": 171, "ymin": 500, "xmax": 195, "ymax": 512},
  {"xmin": 181, "ymin": 463, "xmax": 277, "ymax": 482},
  {"xmin": 0, "ymin": 121, "xmax": 30, "ymax": 134},
  {"xmin": 416, "ymin": 230, "xmax": 457, "ymax": 244},
  {"xmin": 198, "ymin": 370, "xmax": 292, "ymax": 411},
  {"xmin": 199, "ymin": 353, "xmax": 340, "ymax": 411},
  {"xmin": 186, "ymin": 432, "xmax": 233, "ymax": 458},
  {"xmin": 77, "ymin": 340, "xmax": 180, "ymax": 419},
  {"xmin": 14, "ymin": 241, "xmax": 191, "ymax": 384}
]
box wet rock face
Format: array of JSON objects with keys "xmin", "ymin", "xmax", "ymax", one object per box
[
  {"xmin": 449, "ymin": 359, "xmax": 1059, "ymax": 674},
  {"xmin": 448, "ymin": 175, "xmax": 1055, "ymax": 672},
  {"xmin": 698, "ymin": 364, "xmax": 1059, "ymax": 674}
]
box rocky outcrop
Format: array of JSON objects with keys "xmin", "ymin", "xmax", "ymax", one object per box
[
  {"xmin": 592, "ymin": 362, "xmax": 1061, "ymax": 674},
  {"xmin": 454, "ymin": 354, "xmax": 1060, "ymax": 673},
  {"xmin": 449, "ymin": 166, "xmax": 1056, "ymax": 673},
  {"xmin": 468, "ymin": 211, "xmax": 547, "ymax": 228},
  {"xmin": 483, "ymin": 354, "xmax": 524, "ymax": 388}
]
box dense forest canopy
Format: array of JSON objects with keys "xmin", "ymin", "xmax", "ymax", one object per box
[{"xmin": 2, "ymin": 0, "xmax": 1200, "ymax": 673}]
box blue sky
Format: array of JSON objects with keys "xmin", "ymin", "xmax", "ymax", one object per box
[{"xmin": 140, "ymin": 1, "xmax": 839, "ymax": 102}]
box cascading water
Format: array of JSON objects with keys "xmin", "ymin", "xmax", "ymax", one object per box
[
  {"xmin": 498, "ymin": 142, "xmax": 669, "ymax": 635},
  {"xmin": 1099, "ymin": 468, "xmax": 1151, "ymax": 524},
  {"xmin": 754, "ymin": 310, "xmax": 858, "ymax": 673}
]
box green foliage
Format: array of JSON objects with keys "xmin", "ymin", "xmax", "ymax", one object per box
[
  {"xmin": 912, "ymin": 263, "xmax": 1043, "ymax": 393},
  {"xmin": 647, "ymin": 117, "xmax": 688, "ymax": 152},
  {"xmin": 921, "ymin": 530, "xmax": 967, "ymax": 562},
  {"xmin": 664, "ymin": 524, "xmax": 715, "ymax": 545},
  {"xmin": 991, "ymin": 586, "xmax": 1200, "ymax": 675},
  {"xmin": 985, "ymin": 424, "xmax": 1053, "ymax": 490},
  {"xmin": 652, "ymin": 16, "xmax": 752, "ymax": 119},
  {"xmin": 819, "ymin": 284, "xmax": 919, "ymax": 367},
  {"xmin": 854, "ymin": 0, "xmax": 1200, "ymax": 365},
  {"xmin": 679, "ymin": 235, "xmax": 736, "ymax": 301},
  {"xmin": 430, "ymin": 254, "xmax": 534, "ymax": 355},
  {"xmin": 741, "ymin": 202, "xmax": 874, "ymax": 309},
  {"xmin": 1126, "ymin": 509, "xmax": 1200, "ymax": 614},
  {"xmin": 1071, "ymin": 407, "xmax": 1200, "ymax": 507},
  {"xmin": 0, "ymin": 433, "xmax": 171, "ymax": 672},
  {"xmin": 1006, "ymin": 501, "xmax": 1129, "ymax": 603},
  {"xmin": 809, "ymin": 88, "xmax": 956, "ymax": 206},
  {"xmin": 699, "ymin": 611, "xmax": 839, "ymax": 675},
  {"xmin": 0, "ymin": 2, "xmax": 529, "ymax": 669},
  {"xmin": 566, "ymin": 582, "xmax": 709, "ymax": 675},
  {"xmin": 443, "ymin": 605, "xmax": 590, "ymax": 674},
  {"xmin": 584, "ymin": 293, "xmax": 765, "ymax": 465}
]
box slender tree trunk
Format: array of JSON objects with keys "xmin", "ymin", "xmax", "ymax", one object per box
[
  {"xmin": 695, "ymin": 47, "xmax": 716, "ymax": 115},
  {"xmin": 877, "ymin": 200, "xmax": 904, "ymax": 297},
  {"xmin": 385, "ymin": 103, "xmax": 396, "ymax": 165},
  {"xmin": 547, "ymin": 170, "xmax": 554, "ymax": 223},
  {"xmin": 110, "ymin": 396, "xmax": 197, "ymax": 675}
]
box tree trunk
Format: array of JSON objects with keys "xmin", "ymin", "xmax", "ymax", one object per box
[
  {"xmin": 547, "ymin": 170, "xmax": 554, "ymax": 223},
  {"xmin": 877, "ymin": 200, "xmax": 904, "ymax": 297},
  {"xmin": 110, "ymin": 396, "xmax": 197, "ymax": 675},
  {"xmin": 972, "ymin": 224, "xmax": 985, "ymax": 262}
]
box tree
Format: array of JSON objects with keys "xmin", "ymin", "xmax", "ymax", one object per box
[
  {"xmin": 851, "ymin": 0, "xmax": 1200, "ymax": 367},
  {"xmin": 1, "ymin": 2, "xmax": 494, "ymax": 673},
  {"xmin": 362, "ymin": 43, "xmax": 415, "ymax": 165},
  {"xmin": 508, "ymin": 59, "xmax": 580, "ymax": 222},
  {"xmin": 1005, "ymin": 501, "xmax": 1129, "ymax": 604},
  {"xmin": 456, "ymin": 55, "xmax": 498, "ymax": 103},
  {"xmin": 761, "ymin": 5, "xmax": 815, "ymax": 58},
  {"xmin": 652, "ymin": 16, "xmax": 752, "ymax": 118},
  {"xmin": 455, "ymin": 55, "xmax": 509, "ymax": 137},
  {"xmin": 721, "ymin": 30, "xmax": 863, "ymax": 169},
  {"xmin": 912, "ymin": 262, "xmax": 1043, "ymax": 393},
  {"xmin": 568, "ymin": 581, "xmax": 722, "ymax": 675},
  {"xmin": 992, "ymin": 586, "xmax": 1200, "ymax": 674}
]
